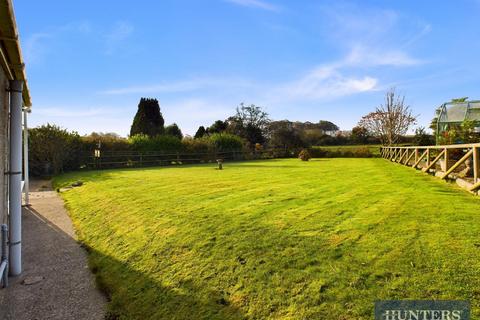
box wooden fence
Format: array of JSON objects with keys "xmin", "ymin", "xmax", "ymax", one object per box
[{"xmin": 381, "ymin": 143, "xmax": 480, "ymax": 194}]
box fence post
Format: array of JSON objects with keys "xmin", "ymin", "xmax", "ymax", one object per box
[
  {"xmin": 415, "ymin": 148, "xmax": 419, "ymax": 164},
  {"xmin": 474, "ymin": 146, "xmax": 479, "ymax": 183},
  {"xmin": 444, "ymin": 148, "xmax": 449, "ymax": 172},
  {"xmin": 426, "ymin": 149, "xmax": 430, "ymax": 168}
]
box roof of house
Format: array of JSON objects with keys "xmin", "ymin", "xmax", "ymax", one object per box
[{"xmin": 0, "ymin": 0, "xmax": 31, "ymax": 106}]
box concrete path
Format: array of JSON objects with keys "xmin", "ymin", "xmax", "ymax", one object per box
[{"xmin": 0, "ymin": 180, "xmax": 106, "ymax": 320}]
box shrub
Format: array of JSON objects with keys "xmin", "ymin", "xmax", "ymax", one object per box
[
  {"xmin": 182, "ymin": 136, "xmax": 212, "ymax": 154},
  {"xmin": 29, "ymin": 124, "xmax": 83, "ymax": 176},
  {"xmin": 298, "ymin": 149, "xmax": 311, "ymax": 161},
  {"xmin": 129, "ymin": 134, "xmax": 183, "ymax": 153},
  {"xmin": 208, "ymin": 133, "xmax": 243, "ymax": 151},
  {"xmin": 82, "ymin": 132, "xmax": 130, "ymax": 152}
]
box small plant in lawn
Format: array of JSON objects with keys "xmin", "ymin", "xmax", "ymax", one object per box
[{"xmin": 298, "ymin": 149, "xmax": 311, "ymax": 161}]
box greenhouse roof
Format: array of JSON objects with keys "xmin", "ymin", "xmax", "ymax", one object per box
[{"xmin": 437, "ymin": 100, "xmax": 480, "ymax": 123}]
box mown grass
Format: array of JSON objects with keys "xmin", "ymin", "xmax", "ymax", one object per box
[{"xmin": 54, "ymin": 158, "xmax": 480, "ymax": 319}]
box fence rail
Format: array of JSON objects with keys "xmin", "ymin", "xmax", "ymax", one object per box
[
  {"xmin": 381, "ymin": 143, "xmax": 480, "ymax": 194},
  {"xmin": 84, "ymin": 148, "xmax": 301, "ymax": 170}
]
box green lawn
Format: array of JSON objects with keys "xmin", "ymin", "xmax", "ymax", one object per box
[{"xmin": 54, "ymin": 158, "xmax": 480, "ymax": 319}]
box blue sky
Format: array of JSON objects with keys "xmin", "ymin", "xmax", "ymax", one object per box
[{"xmin": 15, "ymin": 0, "xmax": 480, "ymax": 136}]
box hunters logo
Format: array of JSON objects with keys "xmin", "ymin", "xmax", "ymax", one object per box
[{"xmin": 375, "ymin": 301, "xmax": 470, "ymax": 320}]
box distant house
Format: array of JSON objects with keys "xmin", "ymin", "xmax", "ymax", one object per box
[{"xmin": 0, "ymin": 0, "xmax": 32, "ymax": 279}]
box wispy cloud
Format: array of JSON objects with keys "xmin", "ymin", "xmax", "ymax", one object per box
[
  {"xmin": 23, "ymin": 21, "xmax": 93, "ymax": 64},
  {"xmin": 23, "ymin": 33, "xmax": 53, "ymax": 64},
  {"xmin": 224, "ymin": 0, "xmax": 279, "ymax": 12},
  {"xmin": 273, "ymin": 65, "xmax": 378, "ymax": 102},
  {"xmin": 104, "ymin": 21, "xmax": 134, "ymax": 55},
  {"xmin": 345, "ymin": 45, "xmax": 423, "ymax": 67}
]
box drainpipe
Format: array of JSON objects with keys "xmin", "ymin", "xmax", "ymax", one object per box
[
  {"xmin": 9, "ymin": 80, "xmax": 23, "ymax": 276},
  {"xmin": 0, "ymin": 224, "xmax": 8, "ymax": 287},
  {"xmin": 23, "ymin": 107, "xmax": 30, "ymax": 206}
]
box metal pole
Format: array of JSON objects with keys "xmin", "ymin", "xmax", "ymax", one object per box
[
  {"xmin": 1, "ymin": 224, "xmax": 8, "ymax": 287},
  {"xmin": 23, "ymin": 108, "xmax": 30, "ymax": 206},
  {"xmin": 9, "ymin": 80, "xmax": 23, "ymax": 276}
]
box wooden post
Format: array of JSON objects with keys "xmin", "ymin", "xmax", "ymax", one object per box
[
  {"xmin": 415, "ymin": 148, "xmax": 419, "ymax": 164},
  {"xmin": 426, "ymin": 149, "xmax": 430, "ymax": 168},
  {"xmin": 444, "ymin": 148, "xmax": 449, "ymax": 172},
  {"xmin": 474, "ymin": 147, "xmax": 479, "ymax": 183}
]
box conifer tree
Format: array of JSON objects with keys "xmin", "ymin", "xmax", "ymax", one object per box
[
  {"xmin": 130, "ymin": 98, "xmax": 165, "ymax": 137},
  {"xmin": 194, "ymin": 126, "xmax": 206, "ymax": 139}
]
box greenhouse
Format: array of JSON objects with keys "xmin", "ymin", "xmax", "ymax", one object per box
[{"xmin": 434, "ymin": 99, "xmax": 480, "ymax": 143}]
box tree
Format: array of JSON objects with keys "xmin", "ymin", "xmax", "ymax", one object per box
[
  {"xmin": 358, "ymin": 88, "xmax": 417, "ymax": 145},
  {"xmin": 413, "ymin": 127, "xmax": 435, "ymax": 146},
  {"xmin": 130, "ymin": 98, "xmax": 165, "ymax": 137},
  {"xmin": 165, "ymin": 123, "xmax": 183, "ymax": 140},
  {"xmin": 29, "ymin": 124, "xmax": 83, "ymax": 175},
  {"xmin": 194, "ymin": 126, "xmax": 206, "ymax": 139},
  {"xmin": 350, "ymin": 126, "xmax": 369, "ymax": 144},
  {"xmin": 317, "ymin": 120, "xmax": 339, "ymax": 134},
  {"xmin": 207, "ymin": 120, "xmax": 228, "ymax": 134},
  {"xmin": 268, "ymin": 121, "xmax": 305, "ymax": 150},
  {"xmin": 228, "ymin": 103, "xmax": 270, "ymax": 146}
]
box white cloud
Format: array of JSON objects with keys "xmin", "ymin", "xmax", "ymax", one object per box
[
  {"xmin": 345, "ymin": 45, "xmax": 423, "ymax": 67},
  {"xmin": 23, "ymin": 33, "xmax": 52, "ymax": 64},
  {"xmin": 276, "ymin": 65, "xmax": 378, "ymax": 101},
  {"xmin": 23, "ymin": 21, "xmax": 93, "ymax": 64},
  {"xmin": 224, "ymin": 0, "xmax": 279, "ymax": 12},
  {"xmin": 104, "ymin": 21, "xmax": 134, "ymax": 55}
]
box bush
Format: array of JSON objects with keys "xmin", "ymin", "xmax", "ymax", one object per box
[
  {"xmin": 82, "ymin": 132, "xmax": 130, "ymax": 152},
  {"xmin": 298, "ymin": 149, "xmax": 312, "ymax": 161},
  {"xmin": 182, "ymin": 136, "xmax": 212, "ymax": 154},
  {"xmin": 129, "ymin": 134, "xmax": 183, "ymax": 153},
  {"xmin": 309, "ymin": 147, "xmax": 377, "ymax": 158},
  {"xmin": 29, "ymin": 124, "xmax": 83, "ymax": 176},
  {"xmin": 208, "ymin": 133, "xmax": 244, "ymax": 151}
]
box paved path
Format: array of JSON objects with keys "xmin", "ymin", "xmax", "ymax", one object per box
[{"xmin": 0, "ymin": 180, "xmax": 106, "ymax": 320}]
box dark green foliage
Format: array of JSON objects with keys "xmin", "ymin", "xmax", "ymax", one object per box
[
  {"xmin": 165, "ymin": 123, "xmax": 183, "ymax": 140},
  {"xmin": 268, "ymin": 121, "xmax": 306, "ymax": 151},
  {"xmin": 82, "ymin": 132, "xmax": 131, "ymax": 152},
  {"xmin": 129, "ymin": 134, "xmax": 183, "ymax": 153},
  {"xmin": 29, "ymin": 124, "xmax": 83, "ymax": 176},
  {"xmin": 130, "ymin": 98, "xmax": 165, "ymax": 137},
  {"xmin": 350, "ymin": 126, "xmax": 369, "ymax": 144},
  {"xmin": 206, "ymin": 120, "xmax": 228, "ymax": 134},
  {"xmin": 309, "ymin": 146, "xmax": 377, "ymax": 158},
  {"xmin": 317, "ymin": 120, "xmax": 339, "ymax": 133},
  {"xmin": 194, "ymin": 126, "xmax": 207, "ymax": 139},
  {"xmin": 208, "ymin": 133, "xmax": 243, "ymax": 151},
  {"xmin": 413, "ymin": 127, "xmax": 435, "ymax": 146},
  {"xmin": 182, "ymin": 137, "xmax": 212, "ymax": 154},
  {"xmin": 228, "ymin": 103, "xmax": 270, "ymax": 146}
]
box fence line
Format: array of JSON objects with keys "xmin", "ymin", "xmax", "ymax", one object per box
[
  {"xmin": 381, "ymin": 143, "xmax": 480, "ymax": 194},
  {"xmin": 85, "ymin": 148, "xmax": 301, "ymax": 170}
]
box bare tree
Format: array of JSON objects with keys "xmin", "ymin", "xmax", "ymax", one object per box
[{"xmin": 358, "ymin": 88, "xmax": 417, "ymax": 145}]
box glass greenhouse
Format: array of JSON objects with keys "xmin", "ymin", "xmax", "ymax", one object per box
[{"xmin": 434, "ymin": 100, "xmax": 480, "ymax": 143}]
